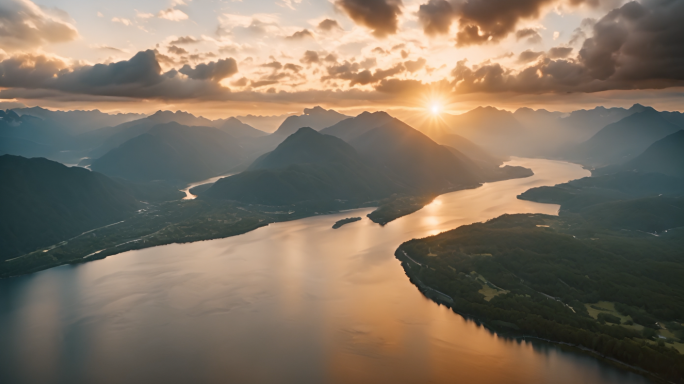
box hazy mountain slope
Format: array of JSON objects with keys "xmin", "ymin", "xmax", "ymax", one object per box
[
  {"xmin": 595, "ymin": 130, "xmax": 684, "ymax": 178},
  {"xmin": 557, "ymin": 104, "xmax": 646, "ymax": 142},
  {"xmin": 83, "ymin": 110, "xmax": 216, "ymax": 158},
  {"xmin": 319, "ymin": 111, "xmax": 395, "ymax": 142},
  {"xmin": 440, "ymin": 106, "xmax": 528, "ymax": 156},
  {"xmin": 570, "ymin": 108, "xmax": 682, "ymax": 166},
  {"xmin": 91, "ymin": 122, "xmax": 243, "ymax": 184},
  {"xmin": 272, "ymin": 106, "xmax": 349, "ymax": 136},
  {"xmin": 216, "ymin": 117, "xmax": 267, "ymax": 138},
  {"xmin": 0, "ymin": 137, "xmax": 55, "ymax": 159},
  {"xmin": 0, "ymin": 110, "xmax": 73, "ymax": 147},
  {"xmin": 234, "ymin": 114, "xmax": 290, "ymax": 133},
  {"xmin": 0, "ymin": 155, "xmax": 139, "ymax": 260},
  {"xmin": 202, "ymin": 127, "xmax": 401, "ymax": 204},
  {"xmin": 349, "ymin": 119, "xmax": 481, "ymax": 193},
  {"xmin": 15, "ymin": 107, "xmax": 145, "ymax": 135}
]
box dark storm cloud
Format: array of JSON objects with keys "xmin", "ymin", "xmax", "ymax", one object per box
[
  {"xmin": 415, "ymin": 0, "xmax": 616, "ymax": 45},
  {"xmin": 579, "ymin": 0, "xmax": 684, "ymax": 85},
  {"xmin": 334, "ymin": 0, "xmax": 403, "ymax": 38},
  {"xmin": 417, "ymin": 0, "xmax": 456, "ymax": 36},
  {"xmin": 515, "ymin": 28, "xmax": 542, "ymax": 44},
  {"xmin": 0, "ymin": 50, "xmax": 239, "ymax": 99},
  {"xmin": 454, "ymin": 0, "xmax": 555, "ymax": 46},
  {"xmin": 318, "ymin": 19, "xmax": 342, "ymax": 31},
  {"xmin": 449, "ymin": 0, "xmax": 684, "ymax": 93}
]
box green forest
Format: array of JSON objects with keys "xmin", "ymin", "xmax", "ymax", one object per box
[{"xmin": 398, "ymin": 213, "xmax": 684, "ymax": 382}]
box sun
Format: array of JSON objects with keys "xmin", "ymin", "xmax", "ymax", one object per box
[{"xmin": 430, "ymin": 103, "xmax": 441, "ymax": 115}]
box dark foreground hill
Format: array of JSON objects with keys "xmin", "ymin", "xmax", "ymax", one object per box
[
  {"xmin": 0, "ymin": 155, "xmax": 183, "ymax": 261},
  {"xmin": 90, "ymin": 122, "xmax": 243, "ymax": 184},
  {"xmin": 397, "ymin": 212, "xmax": 684, "ymax": 383},
  {"xmin": 349, "ymin": 119, "xmax": 481, "ymax": 193},
  {"xmin": 201, "ymin": 127, "xmax": 401, "ymax": 205}
]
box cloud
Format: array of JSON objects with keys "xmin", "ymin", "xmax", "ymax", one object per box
[
  {"xmin": 0, "ymin": 2, "xmax": 74, "ymax": 52},
  {"xmin": 170, "ymin": 36, "xmax": 199, "ymax": 45},
  {"xmin": 360, "ymin": 57, "xmax": 377, "ymax": 69},
  {"xmin": 578, "ymin": 0, "xmax": 684, "ymax": 85},
  {"xmin": 300, "ymin": 51, "xmax": 319, "ymax": 65},
  {"xmin": 168, "ymin": 45, "xmax": 188, "ymax": 55},
  {"xmin": 334, "ymin": 0, "xmax": 403, "ymax": 38},
  {"xmin": 515, "ymin": 28, "xmax": 542, "ymax": 44},
  {"xmin": 286, "ymin": 29, "xmax": 314, "ymax": 40},
  {"xmin": 91, "ymin": 44, "xmax": 127, "ymax": 53},
  {"xmin": 404, "ymin": 57, "xmax": 426, "ymax": 72},
  {"xmin": 0, "ymin": 50, "xmax": 241, "ymax": 100},
  {"xmin": 284, "ymin": 63, "xmax": 303, "ymax": 72},
  {"xmin": 136, "ymin": 11, "xmax": 154, "ymax": 19},
  {"xmin": 179, "ymin": 58, "xmax": 238, "ymax": 81},
  {"xmin": 112, "ymin": 17, "xmax": 132, "ymax": 26},
  {"xmin": 517, "ymin": 50, "xmax": 543, "ymax": 63},
  {"xmin": 415, "ymin": 0, "xmax": 607, "ymax": 45},
  {"xmin": 318, "ymin": 19, "xmax": 342, "ymax": 31},
  {"xmin": 417, "ymin": 0, "xmax": 456, "ymax": 36},
  {"xmin": 324, "ymin": 61, "xmax": 405, "ymax": 86},
  {"xmin": 158, "ymin": 8, "xmax": 188, "ymax": 21},
  {"xmin": 261, "ymin": 61, "xmax": 283, "ymax": 70},
  {"xmin": 548, "ymin": 46, "xmax": 573, "ymax": 58}
]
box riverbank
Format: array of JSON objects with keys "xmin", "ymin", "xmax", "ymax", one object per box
[{"xmin": 395, "ymin": 213, "xmax": 684, "ymax": 383}]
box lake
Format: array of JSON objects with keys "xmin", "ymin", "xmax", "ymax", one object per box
[{"xmin": 0, "ymin": 158, "xmax": 651, "ymax": 384}]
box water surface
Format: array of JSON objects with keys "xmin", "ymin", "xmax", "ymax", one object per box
[{"xmin": 0, "ymin": 158, "xmax": 651, "ymax": 384}]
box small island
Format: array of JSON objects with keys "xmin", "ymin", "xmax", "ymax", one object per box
[{"xmin": 332, "ymin": 217, "xmax": 362, "ymax": 229}]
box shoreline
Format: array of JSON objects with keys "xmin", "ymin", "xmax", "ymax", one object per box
[{"xmin": 394, "ymin": 240, "xmax": 676, "ymax": 384}]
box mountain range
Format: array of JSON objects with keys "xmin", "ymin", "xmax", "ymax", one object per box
[
  {"xmin": 0, "ymin": 155, "xmax": 182, "ymax": 261},
  {"xmin": 90, "ymin": 122, "xmax": 244, "ymax": 184}
]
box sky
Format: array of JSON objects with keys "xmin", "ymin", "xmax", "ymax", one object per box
[{"xmin": 0, "ymin": 0, "xmax": 682, "ymax": 117}]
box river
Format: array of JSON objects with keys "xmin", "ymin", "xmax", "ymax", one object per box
[{"xmin": 0, "ymin": 158, "xmax": 651, "ymax": 384}]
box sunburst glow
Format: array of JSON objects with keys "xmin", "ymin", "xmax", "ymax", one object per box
[{"xmin": 431, "ymin": 104, "xmax": 440, "ymax": 115}]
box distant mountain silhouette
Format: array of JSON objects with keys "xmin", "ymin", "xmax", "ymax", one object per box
[
  {"xmin": 216, "ymin": 117, "xmax": 267, "ymax": 138},
  {"xmin": 320, "ymin": 111, "xmax": 395, "ymax": 141},
  {"xmin": 272, "ymin": 106, "xmax": 349, "ymax": 136},
  {"xmin": 83, "ymin": 110, "xmax": 216, "ymax": 158},
  {"xmin": 91, "ymin": 122, "xmax": 243, "ymax": 184},
  {"xmin": 14, "ymin": 106, "xmax": 144, "ymax": 135},
  {"xmin": 201, "ymin": 127, "xmax": 401, "ymax": 205},
  {"xmin": 556, "ymin": 104, "xmax": 647, "ymax": 142},
  {"xmin": 0, "ymin": 110, "xmax": 74, "ymax": 148},
  {"xmin": 0, "ymin": 155, "xmax": 181, "ymax": 260},
  {"xmin": 440, "ymin": 106, "xmax": 527, "ymax": 156},
  {"xmin": 595, "ymin": 130, "xmax": 684, "ymax": 178},
  {"xmin": 569, "ymin": 108, "xmax": 683, "ymax": 166}
]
